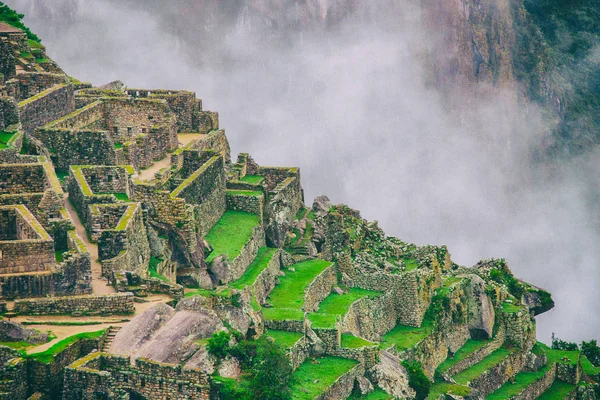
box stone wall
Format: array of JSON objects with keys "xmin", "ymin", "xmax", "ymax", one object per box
[
  {"xmin": 80, "ymin": 165, "xmax": 130, "ymax": 197},
  {"xmin": 263, "ymin": 174, "xmax": 304, "ymax": 247},
  {"xmin": 26, "ymin": 332, "xmax": 102, "ymax": 398},
  {"xmin": 14, "ymin": 292, "xmax": 134, "ymax": 316},
  {"xmin": 338, "ymin": 253, "xmax": 439, "ymax": 328},
  {"xmin": 0, "ymin": 230, "xmax": 92, "ymax": 299},
  {"xmin": 0, "ymin": 346, "xmax": 27, "ymax": 400},
  {"xmin": 171, "ymin": 155, "xmax": 226, "ymax": 238},
  {"xmin": 329, "ymin": 346, "xmax": 380, "ymax": 370},
  {"xmin": 314, "ymin": 364, "xmax": 363, "ymax": 400},
  {"xmin": 288, "ymin": 337, "xmax": 310, "ymax": 371},
  {"xmin": 98, "ymin": 203, "xmax": 151, "ymax": 279},
  {"xmin": 515, "ymin": 363, "xmax": 556, "ymax": 400},
  {"xmin": 18, "ymin": 83, "xmax": 75, "ymax": 134},
  {"xmin": 304, "ymin": 264, "xmax": 337, "ymax": 312},
  {"xmin": 6, "ymin": 72, "xmax": 67, "ymax": 101},
  {"xmin": 252, "ymin": 249, "xmax": 283, "ymax": 305},
  {"xmin": 0, "ymin": 205, "xmax": 55, "ymax": 274},
  {"xmin": 125, "ymin": 88, "xmax": 199, "ymax": 132},
  {"xmin": 186, "ymin": 128, "xmax": 230, "ymax": 162},
  {"xmin": 226, "ymin": 191, "xmax": 264, "ymax": 219},
  {"xmin": 209, "ymin": 225, "xmax": 266, "ymax": 284},
  {"xmin": 0, "ymin": 98, "xmax": 19, "ymax": 131},
  {"xmin": 503, "ymin": 309, "xmax": 537, "ymax": 350},
  {"xmin": 342, "ymin": 292, "xmax": 398, "ymax": 342},
  {"xmin": 443, "ymin": 327, "xmax": 506, "ymax": 377},
  {"xmin": 557, "ymin": 361, "xmax": 581, "ymax": 385},
  {"xmin": 63, "ymin": 353, "xmax": 211, "ymax": 400},
  {"xmin": 470, "ymin": 350, "xmax": 528, "ymax": 397},
  {"xmin": 0, "ymin": 163, "xmax": 48, "ymax": 194}
]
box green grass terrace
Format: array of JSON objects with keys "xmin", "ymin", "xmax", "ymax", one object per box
[
  {"xmin": 488, "ymin": 363, "xmax": 553, "ymax": 399},
  {"xmin": 290, "ymin": 356, "xmax": 358, "ymax": 400},
  {"xmin": 307, "ymin": 288, "xmax": 382, "ymax": 329},
  {"xmin": 262, "ymin": 259, "xmax": 334, "ymax": 322},
  {"xmin": 341, "ymin": 334, "xmax": 375, "ymax": 349},
  {"xmin": 436, "ymin": 338, "xmax": 494, "ymax": 375},
  {"xmin": 205, "ymin": 211, "xmax": 261, "ymax": 264},
  {"xmin": 239, "ymin": 174, "xmax": 265, "ymax": 184},
  {"xmin": 537, "ymin": 381, "xmax": 576, "ymax": 400},
  {"xmin": 380, "ymin": 319, "xmax": 434, "ymax": 351},
  {"xmin": 453, "ymin": 346, "xmax": 516, "ymax": 385},
  {"xmin": 226, "ymin": 189, "xmax": 263, "ymax": 197},
  {"xmin": 0, "ymin": 130, "xmax": 16, "ymax": 149},
  {"xmin": 349, "ymin": 388, "xmax": 394, "ymax": 399},
  {"xmin": 229, "ymin": 247, "xmax": 277, "ymax": 289},
  {"xmin": 266, "ymin": 330, "xmax": 303, "ymax": 348},
  {"xmin": 427, "ymin": 383, "xmax": 470, "ymax": 399}
]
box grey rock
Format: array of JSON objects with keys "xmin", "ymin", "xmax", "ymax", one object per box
[
  {"xmin": 0, "ymin": 321, "xmax": 48, "ymax": 344},
  {"xmin": 463, "ymin": 274, "xmax": 495, "ymax": 339},
  {"xmin": 372, "ymin": 351, "xmax": 415, "ymax": 399},
  {"xmin": 312, "ymin": 195, "xmax": 331, "ymax": 215}
]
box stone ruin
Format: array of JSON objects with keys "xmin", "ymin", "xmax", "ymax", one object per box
[{"xmin": 0, "ymin": 14, "xmax": 596, "ymax": 400}]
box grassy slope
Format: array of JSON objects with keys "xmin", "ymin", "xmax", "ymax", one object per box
[
  {"xmin": 453, "ymin": 347, "xmax": 515, "ymax": 385},
  {"xmin": 341, "ymin": 334, "xmax": 374, "ymax": 349},
  {"xmin": 229, "ymin": 247, "xmax": 277, "ymax": 289},
  {"xmin": 488, "ymin": 363, "xmax": 552, "ymax": 399},
  {"xmin": 239, "ymin": 175, "xmax": 264, "ymax": 184},
  {"xmin": 205, "ymin": 211, "xmax": 260, "ymax": 264},
  {"xmin": 380, "ymin": 319, "xmax": 433, "ymax": 350},
  {"xmin": 290, "ymin": 356, "xmax": 358, "ymax": 400},
  {"xmin": 26, "ymin": 330, "xmax": 105, "ymax": 363},
  {"xmin": 262, "ymin": 259, "xmax": 333, "ymax": 321},
  {"xmin": 537, "ymin": 380, "xmax": 576, "ymax": 400},
  {"xmin": 307, "ymin": 288, "xmax": 381, "ymax": 328},
  {"xmin": 436, "ymin": 338, "xmax": 494, "ymax": 375},
  {"xmin": 349, "ymin": 388, "xmax": 393, "ymax": 399},
  {"xmin": 427, "ymin": 383, "xmax": 470, "ymax": 399},
  {"xmin": 267, "ymin": 330, "xmax": 303, "ymax": 348}
]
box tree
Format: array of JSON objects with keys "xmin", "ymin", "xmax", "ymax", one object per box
[
  {"xmin": 207, "ymin": 331, "xmax": 231, "ymax": 360},
  {"xmin": 402, "ymin": 361, "xmax": 430, "ymax": 400},
  {"xmin": 551, "ymin": 333, "xmax": 578, "ymax": 351},
  {"xmin": 581, "ymin": 340, "xmax": 600, "ymax": 367}
]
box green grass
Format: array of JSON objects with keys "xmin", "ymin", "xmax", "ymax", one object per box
[
  {"xmin": 205, "ymin": 211, "xmax": 260, "ymax": 264},
  {"xmin": 537, "ymin": 381, "xmax": 576, "ymax": 400},
  {"xmin": 184, "ymin": 288, "xmax": 232, "ymax": 299},
  {"xmin": 262, "ymin": 259, "xmax": 333, "ymax": 321},
  {"xmin": 349, "ymin": 388, "xmax": 393, "ymax": 399},
  {"xmin": 453, "ymin": 347, "xmax": 515, "ymax": 385},
  {"xmin": 427, "ymin": 383, "xmax": 471, "ymax": 399},
  {"xmin": 290, "ymin": 356, "xmax": 358, "ymax": 400},
  {"xmin": 112, "ymin": 193, "xmax": 129, "ymax": 201},
  {"xmin": 227, "ymin": 189, "xmax": 263, "ymax": 197},
  {"xmin": 436, "ymin": 339, "xmax": 494, "ymax": 375},
  {"xmin": 582, "ymin": 355, "xmax": 600, "ymax": 376},
  {"xmin": 404, "ymin": 258, "xmax": 419, "ymax": 271},
  {"xmin": 36, "ymin": 58, "xmax": 50, "ymax": 64},
  {"xmin": 537, "ymin": 343, "xmax": 579, "ymax": 365},
  {"xmin": 114, "ymin": 142, "xmax": 123, "ymax": 149},
  {"xmin": 267, "ymin": 330, "xmax": 303, "ymax": 348},
  {"xmin": 307, "ymin": 288, "xmax": 381, "ymax": 329},
  {"xmin": 148, "ymin": 257, "xmax": 168, "ymax": 282},
  {"xmin": 0, "ymin": 131, "xmax": 16, "ymax": 149},
  {"xmin": 380, "ymin": 320, "xmax": 434, "ymax": 350},
  {"xmin": 26, "ymin": 330, "xmax": 105, "ymax": 363},
  {"xmin": 28, "ymin": 39, "xmax": 44, "ymax": 49},
  {"xmin": 0, "ymin": 341, "xmax": 33, "ymax": 351},
  {"xmin": 230, "ymin": 247, "xmax": 277, "ymax": 289},
  {"xmin": 488, "ymin": 363, "xmax": 552, "ymax": 399},
  {"xmin": 239, "ymin": 175, "xmax": 265, "ymax": 184},
  {"xmin": 341, "ymin": 334, "xmax": 374, "ymax": 349},
  {"xmin": 502, "ymin": 302, "xmax": 524, "ymax": 313},
  {"xmin": 55, "ymin": 250, "xmax": 64, "ymax": 263}
]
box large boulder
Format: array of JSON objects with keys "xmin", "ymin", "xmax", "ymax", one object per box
[
  {"xmin": 463, "ymin": 274, "xmax": 495, "ymax": 339},
  {"xmin": 371, "ymin": 351, "xmax": 415, "ymax": 399}
]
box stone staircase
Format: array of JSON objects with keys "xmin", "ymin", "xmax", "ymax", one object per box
[{"xmin": 101, "ymin": 326, "xmax": 121, "ymax": 352}]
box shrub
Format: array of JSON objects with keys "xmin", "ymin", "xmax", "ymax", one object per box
[
  {"xmin": 0, "ymin": 4, "xmax": 41, "ymax": 42},
  {"xmin": 551, "ymin": 333, "xmax": 578, "ymax": 351},
  {"xmin": 402, "ymin": 361, "xmax": 431, "ymax": 400},
  {"xmin": 207, "ymin": 331, "xmax": 231, "ymax": 359},
  {"xmin": 581, "ymin": 340, "xmax": 600, "ymax": 367}
]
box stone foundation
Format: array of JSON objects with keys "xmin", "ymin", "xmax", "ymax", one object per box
[{"xmin": 14, "ymin": 292, "xmax": 134, "ymax": 315}]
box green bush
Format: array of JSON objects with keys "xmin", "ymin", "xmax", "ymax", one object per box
[
  {"xmin": 401, "ymin": 361, "xmax": 430, "ymax": 400},
  {"xmin": 0, "ymin": 3, "xmax": 41, "ymax": 42},
  {"xmin": 207, "ymin": 331, "xmax": 231, "ymax": 359},
  {"xmin": 551, "ymin": 333, "xmax": 578, "ymax": 351},
  {"xmin": 581, "ymin": 340, "xmax": 600, "ymax": 367}
]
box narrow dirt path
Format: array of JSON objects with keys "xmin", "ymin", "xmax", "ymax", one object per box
[{"xmin": 63, "ymin": 196, "xmax": 115, "ymax": 295}]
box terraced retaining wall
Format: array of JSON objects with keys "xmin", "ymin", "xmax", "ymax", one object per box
[
  {"xmin": 288, "ymin": 337, "xmax": 310, "ymax": 371},
  {"xmin": 226, "ymin": 190, "xmax": 264, "ymax": 218},
  {"xmin": 315, "ymin": 364, "xmax": 363, "ymax": 400},
  {"xmin": 342, "ymin": 291, "xmax": 397, "ymax": 341},
  {"xmin": 515, "ymin": 363, "xmax": 556, "ymax": 400},
  {"xmin": 443, "ymin": 327, "xmax": 506, "ymax": 377},
  {"xmin": 557, "ymin": 362, "xmax": 581, "ymax": 385},
  {"xmin": 304, "ymin": 264, "xmax": 337, "ymax": 312},
  {"xmin": 211, "ymin": 225, "xmax": 266, "ymax": 284},
  {"xmin": 252, "ymin": 249, "xmax": 283, "ymax": 305},
  {"xmin": 18, "ymin": 83, "xmax": 75, "ymax": 134},
  {"xmin": 470, "ymin": 350, "xmax": 529, "ymax": 397},
  {"xmin": 329, "ymin": 346, "xmax": 380, "ymax": 370},
  {"xmin": 14, "ymin": 292, "xmax": 134, "ymax": 315},
  {"xmin": 63, "ymin": 353, "xmax": 211, "ymax": 400}
]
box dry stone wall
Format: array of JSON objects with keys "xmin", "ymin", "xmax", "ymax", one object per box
[
  {"xmin": 14, "ymin": 292, "xmax": 134, "ymax": 315},
  {"xmin": 304, "ymin": 264, "xmax": 337, "ymax": 312},
  {"xmin": 18, "ymin": 83, "xmax": 75, "ymax": 134},
  {"xmin": 342, "ymin": 292, "xmax": 398, "ymax": 341},
  {"xmin": 252, "ymin": 249, "xmax": 284, "ymax": 305},
  {"xmin": 63, "ymin": 353, "xmax": 211, "ymax": 400}
]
